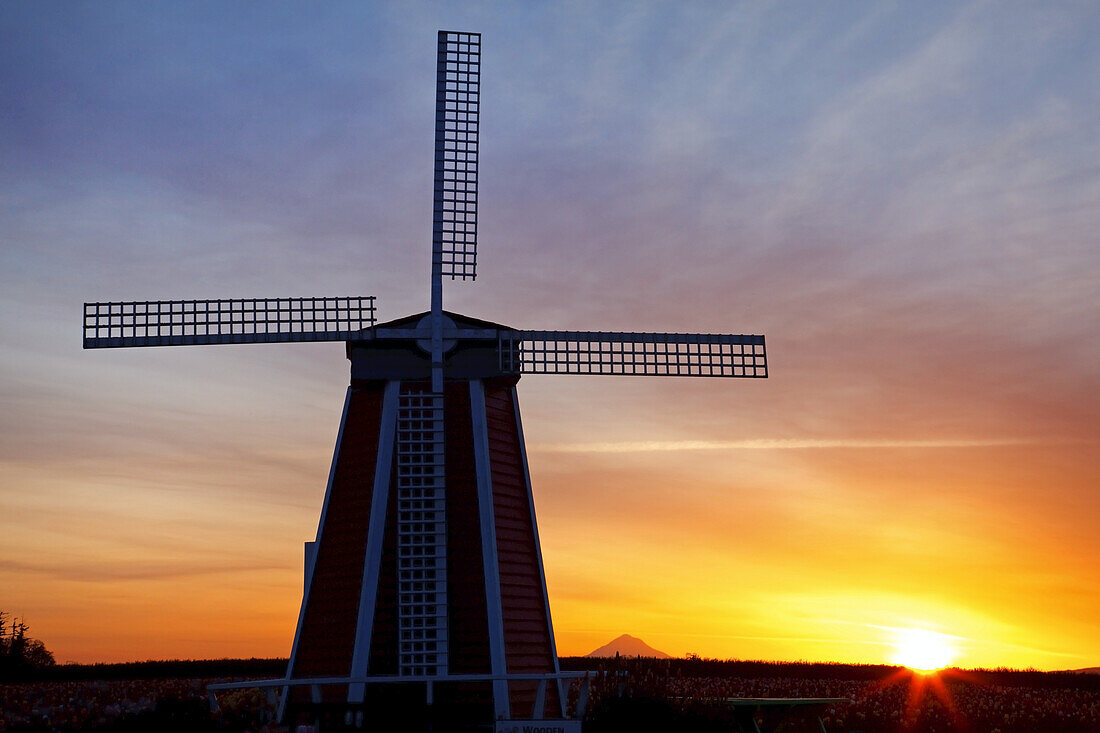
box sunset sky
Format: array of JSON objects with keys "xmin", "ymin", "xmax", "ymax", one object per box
[{"xmin": 2, "ymin": 2, "xmax": 1098, "ymax": 670}]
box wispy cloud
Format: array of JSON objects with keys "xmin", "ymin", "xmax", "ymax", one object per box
[
  {"xmin": 5, "ymin": 557, "xmax": 287, "ymax": 583},
  {"xmin": 535, "ymin": 437, "xmax": 1039, "ymax": 453}
]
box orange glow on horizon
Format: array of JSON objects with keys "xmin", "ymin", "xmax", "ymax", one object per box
[{"xmin": 6, "ymin": 433, "xmax": 1099, "ymax": 669}]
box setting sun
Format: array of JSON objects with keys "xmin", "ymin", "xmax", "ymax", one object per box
[{"xmin": 891, "ymin": 628, "xmax": 957, "ymax": 672}]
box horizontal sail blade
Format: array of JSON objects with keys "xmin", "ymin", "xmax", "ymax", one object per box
[
  {"xmin": 83, "ymin": 297, "xmax": 376, "ymax": 348},
  {"xmin": 499, "ymin": 330, "xmax": 767, "ymax": 378},
  {"xmin": 433, "ymin": 30, "xmax": 480, "ymax": 281}
]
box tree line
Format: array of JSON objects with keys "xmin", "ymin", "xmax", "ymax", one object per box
[{"xmin": 559, "ymin": 655, "xmax": 1100, "ymax": 691}]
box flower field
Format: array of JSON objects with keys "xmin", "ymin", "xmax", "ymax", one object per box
[
  {"xmin": 569, "ymin": 657, "xmax": 1100, "ymax": 732},
  {"xmin": 1, "ymin": 658, "xmax": 1098, "ymax": 731}
]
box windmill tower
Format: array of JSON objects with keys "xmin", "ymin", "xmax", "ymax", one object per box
[{"xmin": 84, "ymin": 31, "xmax": 767, "ymax": 731}]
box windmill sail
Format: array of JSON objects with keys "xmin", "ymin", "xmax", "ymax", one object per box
[
  {"xmin": 499, "ymin": 330, "xmax": 767, "ymax": 377},
  {"xmin": 395, "ymin": 385, "xmax": 449, "ymax": 677},
  {"xmin": 83, "ymin": 297, "xmax": 376, "ymax": 348},
  {"xmin": 429, "ymin": 30, "xmax": 481, "ymax": 392},
  {"xmin": 433, "ymin": 30, "xmax": 480, "ymax": 282}
]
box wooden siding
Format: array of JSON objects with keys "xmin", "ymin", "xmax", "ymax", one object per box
[
  {"xmin": 484, "ymin": 382, "xmax": 562, "ymax": 718},
  {"xmin": 290, "ymin": 382, "xmax": 385, "ymax": 694},
  {"xmin": 366, "ymin": 445, "xmax": 400, "ymax": 676},
  {"xmin": 444, "ymin": 382, "xmax": 492, "ymax": 675}
]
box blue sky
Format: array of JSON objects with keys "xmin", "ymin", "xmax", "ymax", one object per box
[{"xmin": 2, "ymin": 2, "xmax": 1099, "ymax": 665}]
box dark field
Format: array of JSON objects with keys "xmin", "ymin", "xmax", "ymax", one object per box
[{"xmin": 1, "ymin": 657, "xmax": 1098, "ymax": 732}]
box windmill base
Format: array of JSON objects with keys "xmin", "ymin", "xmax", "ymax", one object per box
[
  {"xmin": 280, "ymin": 712, "xmax": 581, "ymax": 733},
  {"xmin": 275, "ymin": 682, "xmax": 583, "ymax": 732}
]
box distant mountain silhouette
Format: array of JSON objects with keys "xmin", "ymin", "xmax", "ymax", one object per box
[
  {"xmin": 1069, "ymin": 667, "xmax": 1100, "ymax": 674},
  {"xmin": 585, "ymin": 634, "xmax": 670, "ymax": 658}
]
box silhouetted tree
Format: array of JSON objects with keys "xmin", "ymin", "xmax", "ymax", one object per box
[
  {"xmin": 22, "ymin": 638, "xmax": 56, "ymax": 668},
  {"xmin": 0, "ymin": 611, "xmax": 56, "ymax": 679}
]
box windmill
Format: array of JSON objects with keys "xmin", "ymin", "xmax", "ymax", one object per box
[{"xmin": 83, "ymin": 31, "xmax": 767, "ymax": 731}]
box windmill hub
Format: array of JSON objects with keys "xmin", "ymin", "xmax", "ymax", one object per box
[
  {"xmin": 82, "ymin": 29, "xmax": 767, "ymax": 732},
  {"xmin": 415, "ymin": 313, "xmax": 457, "ymax": 353}
]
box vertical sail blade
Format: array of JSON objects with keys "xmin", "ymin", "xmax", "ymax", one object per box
[
  {"xmin": 433, "ymin": 30, "xmax": 480, "ymax": 282},
  {"xmin": 431, "ymin": 30, "xmax": 481, "ymax": 391},
  {"xmin": 396, "ymin": 384, "xmax": 448, "ymax": 677}
]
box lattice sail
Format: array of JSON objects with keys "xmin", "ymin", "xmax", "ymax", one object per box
[
  {"xmin": 433, "ymin": 31, "xmax": 480, "ymax": 280},
  {"xmin": 498, "ymin": 330, "xmax": 767, "ymax": 377},
  {"xmin": 83, "ymin": 297, "xmax": 376, "ymax": 348},
  {"xmin": 395, "ymin": 385, "xmax": 449, "ymax": 677}
]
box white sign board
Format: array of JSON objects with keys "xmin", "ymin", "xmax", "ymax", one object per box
[{"xmin": 494, "ymin": 721, "xmax": 581, "ymax": 733}]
